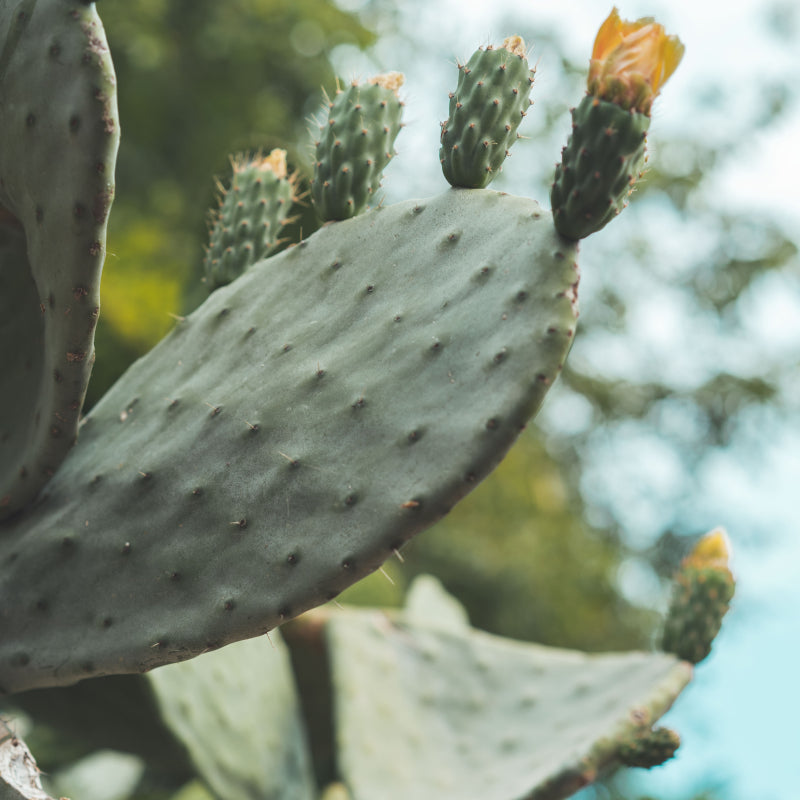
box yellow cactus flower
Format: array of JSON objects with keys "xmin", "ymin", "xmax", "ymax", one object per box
[
  {"xmin": 588, "ymin": 7, "xmax": 684, "ymax": 115},
  {"xmin": 685, "ymin": 527, "xmax": 731, "ymax": 571}
]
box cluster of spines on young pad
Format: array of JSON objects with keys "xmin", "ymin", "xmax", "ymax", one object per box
[
  {"xmin": 204, "ymin": 149, "xmax": 299, "ymax": 290},
  {"xmin": 311, "ymin": 73, "xmax": 405, "ymax": 221},
  {"xmin": 439, "ymin": 36, "xmax": 535, "ymax": 189}
]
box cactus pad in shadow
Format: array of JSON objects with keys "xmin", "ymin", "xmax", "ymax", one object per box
[{"xmin": 0, "ymin": 0, "xmax": 119, "ymax": 519}]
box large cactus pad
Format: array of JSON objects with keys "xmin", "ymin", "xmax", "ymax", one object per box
[
  {"xmin": 0, "ymin": 188, "xmax": 579, "ymax": 693},
  {"xmin": 0, "ymin": 0, "xmax": 119, "ymax": 519}
]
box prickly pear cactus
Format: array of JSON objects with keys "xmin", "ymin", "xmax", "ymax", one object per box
[
  {"xmin": 440, "ymin": 37, "xmax": 534, "ymax": 189},
  {"xmin": 0, "ymin": 188, "xmax": 579, "ymax": 694},
  {"xmin": 204, "ymin": 150, "xmax": 298, "ymax": 291},
  {"xmin": 550, "ymin": 96, "xmax": 648, "ymax": 240},
  {"xmin": 311, "ymin": 73, "xmax": 404, "ymax": 220},
  {"xmin": 662, "ymin": 529, "xmax": 735, "ymax": 664},
  {"xmin": 292, "ymin": 578, "xmax": 693, "ymax": 800},
  {"xmin": 0, "ymin": 0, "xmax": 119, "ymax": 520},
  {"xmin": 550, "ymin": 8, "xmax": 684, "ymax": 240}
]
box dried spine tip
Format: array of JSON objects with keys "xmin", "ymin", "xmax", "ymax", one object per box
[
  {"xmin": 230, "ymin": 148, "xmax": 289, "ymax": 180},
  {"xmin": 369, "ymin": 71, "xmax": 405, "ymax": 95},
  {"xmin": 502, "ymin": 35, "xmax": 527, "ymax": 57}
]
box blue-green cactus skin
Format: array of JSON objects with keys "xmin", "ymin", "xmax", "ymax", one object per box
[{"xmin": 0, "ymin": 189, "xmax": 579, "ymax": 694}]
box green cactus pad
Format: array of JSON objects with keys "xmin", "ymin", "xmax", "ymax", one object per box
[
  {"xmin": 325, "ymin": 578, "xmax": 692, "ymax": 800},
  {"xmin": 311, "ymin": 74, "xmax": 404, "ymax": 220},
  {"xmin": 204, "ymin": 150, "xmax": 298, "ymax": 291},
  {"xmin": 550, "ymin": 95, "xmax": 648, "ymax": 240},
  {"xmin": 440, "ymin": 38, "xmax": 534, "ymax": 189},
  {"xmin": 0, "ymin": 188, "xmax": 579, "ymax": 694},
  {"xmin": 0, "ymin": 0, "xmax": 119, "ymax": 520},
  {"xmin": 147, "ymin": 632, "xmax": 316, "ymax": 800}
]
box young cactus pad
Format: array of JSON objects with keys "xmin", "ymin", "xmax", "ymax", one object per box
[
  {"xmin": 0, "ymin": 0, "xmax": 119, "ymax": 520},
  {"xmin": 550, "ymin": 9, "xmax": 683, "ymax": 240},
  {"xmin": 204, "ymin": 150, "xmax": 298, "ymax": 291},
  {"xmin": 0, "ymin": 188, "xmax": 579, "ymax": 694},
  {"xmin": 550, "ymin": 96, "xmax": 648, "ymax": 241},
  {"xmin": 662, "ymin": 528, "xmax": 735, "ymax": 664},
  {"xmin": 311, "ymin": 73, "xmax": 404, "ymax": 221},
  {"xmin": 440, "ymin": 37, "xmax": 534, "ymax": 189}
]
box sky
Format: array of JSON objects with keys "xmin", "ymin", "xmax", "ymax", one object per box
[{"xmin": 332, "ymin": 1, "xmax": 800, "ymax": 798}]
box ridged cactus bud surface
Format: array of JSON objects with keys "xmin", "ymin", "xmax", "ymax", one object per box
[
  {"xmin": 662, "ymin": 528, "xmax": 735, "ymax": 664},
  {"xmin": 550, "ymin": 96, "xmax": 648, "ymax": 240},
  {"xmin": 440, "ymin": 38, "xmax": 534, "ymax": 189},
  {"xmin": 311, "ymin": 74, "xmax": 404, "ymax": 221},
  {"xmin": 0, "ymin": 189, "xmax": 579, "ymax": 694},
  {"xmin": 204, "ymin": 150, "xmax": 298, "ymax": 291},
  {"xmin": 324, "ymin": 578, "xmax": 692, "ymax": 800},
  {"xmin": 0, "ymin": 0, "xmax": 119, "ymax": 520},
  {"xmin": 617, "ymin": 726, "xmax": 681, "ymax": 768}
]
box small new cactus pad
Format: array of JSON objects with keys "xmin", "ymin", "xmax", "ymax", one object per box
[
  {"xmin": 440, "ymin": 37, "xmax": 534, "ymax": 189},
  {"xmin": 550, "ymin": 95, "xmax": 648, "ymax": 240},
  {"xmin": 662, "ymin": 529, "xmax": 735, "ymax": 664},
  {"xmin": 324, "ymin": 578, "xmax": 692, "ymax": 800},
  {"xmin": 204, "ymin": 150, "xmax": 298, "ymax": 291},
  {"xmin": 0, "ymin": 0, "xmax": 119, "ymax": 520},
  {"xmin": 617, "ymin": 726, "xmax": 681, "ymax": 769},
  {"xmin": 0, "ymin": 188, "xmax": 579, "ymax": 693},
  {"xmin": 311, "ymin": 73, "xmax": 404, "ymax": 221}
]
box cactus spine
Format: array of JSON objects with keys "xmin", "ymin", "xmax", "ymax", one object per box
[
  {"xmin": 204, "ymin": 150, "xmax": 298, "ymax": 291},
  {"xmin": 440, "ymin": 37, "xmax": 534, "ymax": 189},
  {"xmin": 0, "ymin": 7, "xmax": 724, "ymax": 799},
  {"xmin": 311, "ymin": 73, "xmax": 404, "ymax": 220}
]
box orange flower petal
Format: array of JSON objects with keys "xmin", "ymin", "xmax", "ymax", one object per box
[{"xmin": 588, "ymin": 8, "xmax": 684, "ymax": 114}]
